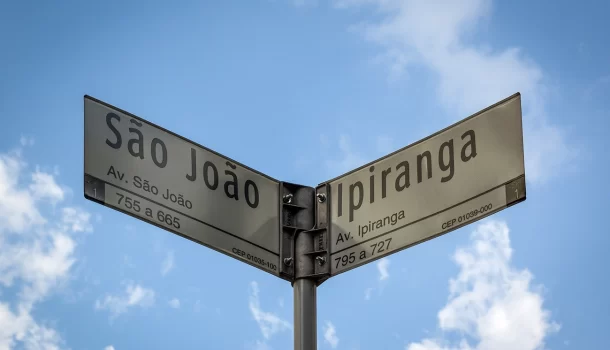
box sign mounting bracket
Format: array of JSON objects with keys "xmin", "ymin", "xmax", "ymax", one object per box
[
  {"xmin": 279, "ymin": 183, "xmax": 331, "ymax": 284},
  {"xmin": 279, "ymin": 182, "xmax": 315, "ymax": 281}
]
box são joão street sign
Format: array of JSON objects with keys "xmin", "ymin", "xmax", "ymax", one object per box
[
  {"xmin": 83, "ymin": 96, "xmax": 283, "ymax": 278},
  {"xmin": 324, "ymin": 93, "xmax": 526, "ymax": 276}
]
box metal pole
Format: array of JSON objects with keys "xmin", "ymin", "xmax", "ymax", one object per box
[
  {"xmin": 294, "ymin": 206, "xmax": 317, "ymax": 350},
  {"xmin": 294, "ymin": 278, "xmax": 316, "ymax": 350},
  {"xmin": 289, "ymin": 184, "xmax": 326, "ymax": 350}
]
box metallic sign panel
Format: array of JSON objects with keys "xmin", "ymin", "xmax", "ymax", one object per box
[
  {"xmin": 325, "ymin": 94, "xmax": 526, "ymax": 276},
  {"xmin": 84, "ymin": 96, "xmax": 281, "ymax": 277}
]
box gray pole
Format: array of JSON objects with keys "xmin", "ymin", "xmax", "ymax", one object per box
[
  {"xmin": 287, "ymin": 184, "xmax": 328, "ymax": 350},
  {"xmin": 294, "ymin": 278, "xmax": 316, "ymax": 350},
  {"xmin": 294, "ymin": 199, "xmax": 317, "ymax": 350}
]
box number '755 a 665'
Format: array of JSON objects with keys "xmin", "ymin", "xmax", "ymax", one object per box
[{"xmin": 116, "ymin": 192, "xmax": 181, "ymax": 229}]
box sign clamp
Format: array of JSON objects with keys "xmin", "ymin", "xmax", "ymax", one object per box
[
  {"xmin": 303, "ymin": 184, "xmax": 331, "ymax": 285},
  {"xmin": 279, "ymin": 182, "xmax": 315, "ymax": 281},
  {"xmin": 279, "ymin": 182, "xmax": 331, "ymax": 284}
]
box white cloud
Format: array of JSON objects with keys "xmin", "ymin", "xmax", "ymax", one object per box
[
  {"xmin": 323, "ymin": 321, "xmax": 340, "ymax": 349},
  {"xmin": 248, "ymin": 281, "xmax": 291, "ymax": 340},
  {"xmin": 160, "ymin": 251, "xmax": 174, "ymax": 276},
  {"xmin": 168, "ymin": 298, "xmax": 180, "ymax": 309},
  {"xmin": 377, "ymin": 258, "xmax": 390, "ymax": 281},
  {"xmin": 317, "ymin": 134, "xmax": 394, "ymax": 177},
  {"xmin": 0, "ymin": 148, "xmax": 93, "ymax": 349},
  {"xmin": 29, "ymin": 168, "xmax": 65, "ymax": 204},
  {"xmin": 95, "ymin": 282, "xmax": 155, "ymax": 319},
  {"xmin": 22, "ymin": 321, "xmax": 66, "ymax": 350},
  {"xmin": 335, "ymin": 0, "xmax": 575, "ymax": 183},
  {"xmin": 324, "ymin": 135, "xmax": 368, "ymax": 176},
  {"xmin": 104, "ymin": 346, "xmax": 116, "ymax": 350},
  {"xmin": 61, "ymin": 207, "xmax": 93, "ymax": 233},
  {"xmin": 364, "ymin": 258, "xmax": 391, "ymax": 300},
  {"xmin": 0, "ymin": 154, "xmax": 45, "ymax": 233},
  {"xmin": 405, "ymin": 220, "xmax": 559, "ymax": 350},
  {"xmin": 20, "ymin": 136, "xmax": 35, "ymax": 147},
  {"xmin": 364, "ymin": 287, "xmax": 373, "ymax": 300}
]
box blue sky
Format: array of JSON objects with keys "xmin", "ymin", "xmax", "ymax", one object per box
[{"xmin": 1, "ymin": 0, "xmax": 609, "ymax": 349}]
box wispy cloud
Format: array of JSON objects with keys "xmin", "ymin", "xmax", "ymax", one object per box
[
  {"xmin": 323, "ymin": 134, "xmax": 400, "ymax": 178},
  {"xmin": 248, "ymin": 281, "xmax": 291, "ymax": 340},
  {"xmin": 406, "ymin": 220, "xmax": 559, "ymax": 350},
  {"xmin": 19, "ymin": 136, "xmax": 35, "ymax": 147},
  {"xmin": 364, "ymin": 258, "xmax": 391, "ymax": 300},
  {"xmin": 95, "ymin": 282, "xmax": 155, "ymax": 319},
  {"xmin": 168, "ymin": 298, "xmax": 181, "ymax": 309},
  {"xmin": 0, "ymin": 146, "xmax": 93, "ymax": 349},
  {"xmin": 29, "ymin": 168, "xmax": 65, "ymax": 204},
  {"xmin": 323, "ymin": 321, "xmax": 340, "ymax": 349},
  {"xmin": 377, "ymin": 258, "xmax": 390, "ymax": 281},
  {"xmin": 334, "ymin": 0, "xmax": 575, "ymax": 184},
  {"xmin": 61, "ymin": 207, "xmax": 93, "ymax": 233},
  {"xmin": 104, "ymin": 346, "xmax": 116, "ymax": 350},
  {"xmin": 160, "ymin": 251, "xmax": 175, "ymax": 276},
  {"xmin": 324, "ymin": 134, "xmax": 369, "ymax": 177}
]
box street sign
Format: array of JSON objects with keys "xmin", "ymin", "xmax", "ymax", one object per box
[
  {"xmin": 324, "ymin": 93, "xmax": 526, "ymax": 276},
  {"xmin": 83, "ymin": 96, "xmax": 283, "ymax": 278}
]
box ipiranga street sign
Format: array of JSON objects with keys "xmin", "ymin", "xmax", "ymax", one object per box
[
  {"xmin": 325, "ymin": 93, "xmax": 526, "ymax": 276},
  {"xmin": 83, "ymin": 96, "xmax": 282, "ymax": 278}
]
